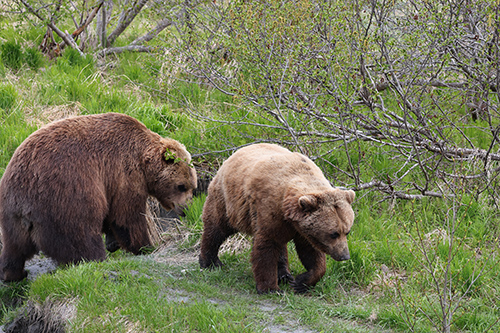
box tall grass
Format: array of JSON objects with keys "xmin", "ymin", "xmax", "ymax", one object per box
[
  {"xmin": 0, "ymin": 109, "xmax": 37, "ymax": 177},
  {"xmin": 0, "ymin": 42, "xmax": 22, "ymax": 71},
  {"xmin": 0, "ymin": 84, "xmax": 17, "ymax": 111}
]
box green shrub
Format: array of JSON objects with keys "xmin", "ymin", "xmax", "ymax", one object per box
[
  {"xmin": 0, "ymin": 41, "xmax": 23, "ymax": 71},
  {"xmin": 181, "ymin": 193, "xmax": 206, "ymax": 231},
  {"xmin": 62, "ymin": 47, "xmax": 90, "ymax": 67},
  {"xmin": 178, "ymin": 194, "xmax": 206, "ymax": 248},
  {"xmin": 65, "ymin": 76, "xmax": 91, "ymax": 102},
  {"xmin": 130, "ymin": 104, "xmax": 168, "ymax": 135},
  {"xmin": 122, "ymin": 60, "xmax": 149, "ymax": 83},
  {"xmin": 56, "ymin": 48, "xmax": 94, "ymax": 76},
  {"xmin": 0, "ymin": 84, "xmax": 18, "ymax": 110},
  {"xmin": 328, "ymin": 242, "xmax": 376, "ymax": 287},
  {"xmin": 24, "ymin": 47, "xmax": 43, "ymax": 70},
  {"xmin": 83, "ymin": 90, "xmax": 131, "ymax": 114}
]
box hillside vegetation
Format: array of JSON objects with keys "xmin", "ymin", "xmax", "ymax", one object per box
[{"xmin": 1, "ymin": 1, "xmax": 499, "ymax": 332}]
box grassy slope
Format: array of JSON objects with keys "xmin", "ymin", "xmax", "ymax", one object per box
[
  {"xmin": 1, "ymin": 8, "xmax": 499, "ymax": 333},
  {"xmin": 13, "ymin": 245, "xmax": 393, "ymax": 333}
]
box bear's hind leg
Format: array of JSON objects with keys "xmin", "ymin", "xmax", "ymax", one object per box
[
  {"xmin": 0, "ymin": 217, "xmax": 37, "ymax": 282},
  {"xmin": 0, "ymin": 242, "xmax": 37, "ymax": 282},
  {"xmin": 292, "ymin": 235, "xmax": 326, "ymax": 293},
  {"xmin": 199, "ymin": 222, "xmax": 236, "ymax": 269},
  {"xmin": 199, "ymin": 190, "xmax": 236, "ymax": 269},
  {"xmin": 37, "ymin": 226, "xmax": 106, "ymax": 266}
]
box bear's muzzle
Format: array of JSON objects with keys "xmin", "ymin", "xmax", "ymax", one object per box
[{"xmin": 330, "ymin": 247, "xmax": 350, "ymax": 261}]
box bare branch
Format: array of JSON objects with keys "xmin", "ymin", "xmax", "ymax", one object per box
[
  {"xmin": 59, "ymin": 0, "xmax": 104, "ymax": 49},
  {"xmin": 106, "ymin": 0, "xmax": 149, "ymax": 46},
  {"xmin": 18, "ymin": 0, "xmax": 84, "ymax": 55},
  {"xmin": 130, "ymin": 17, "xmax": 173, "ymax": 46}
]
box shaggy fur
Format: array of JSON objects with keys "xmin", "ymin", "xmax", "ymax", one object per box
[
  {"xmin": 199, "ymin": 143, "xmax": 355, "ymax": 294},
  {"xmin": 0, "ymin": 113, "xmax": 197, "ymax": 282}
]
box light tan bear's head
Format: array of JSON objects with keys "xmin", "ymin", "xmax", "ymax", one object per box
[{"xmin": 284, "ymin": 188, "xmax": 355, "ymax": 261}]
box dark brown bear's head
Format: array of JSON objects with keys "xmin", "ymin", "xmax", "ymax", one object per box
[
  {"xmin": 284, "ymin": 188, "xmax": 355, "ymax": 261},
  {"xmin": 143, "ymin": 139, "xmax": 197, "ymax": 212}
]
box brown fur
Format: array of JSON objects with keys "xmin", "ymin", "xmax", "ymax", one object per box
[
  {"xmin": 199, "ymin": 143, "xmax": 355, "ymax": 294},
  {"xmin": 0, "ymin": 113, "xmax": 197, "ymax": 282}
]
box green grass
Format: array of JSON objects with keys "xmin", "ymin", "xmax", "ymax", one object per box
[
  {"xmin": 0, "ymin": 108, "xmax": 37, "ymax": 177},
  {"xmin": 5, "ymin": 251, "xmax": 394, "ymax": 332},
  {"xmin": 0, "ymin": 41, "xmax": 23, "ymax": 71},
  {"xmin": 0, "ymin": 280, "xmax": 29, "ymax": 324},
  {"xmin": 26, "ymin": 259, "xmax": 258, "ymax": 332},
  {"xmin": 0, "ymin": 83, "xmax": 17, "ymax": 111}
]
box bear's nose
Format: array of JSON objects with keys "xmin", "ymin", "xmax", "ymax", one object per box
[
  {"xmin": 339, "ymin": 253, "xmax": 350, "ymax": 261},
  {"xmin": 331, "ymin": 248, "xmax": 350, "ymax": 261}
]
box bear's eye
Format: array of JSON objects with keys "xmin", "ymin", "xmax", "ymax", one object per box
[
  {"xmin": 331, "ymin": 232, "xmax": 340, "ymax": 240},
  {"xmin": 177, "ymin": 184, "xmax": 187, "ymax": 193}
]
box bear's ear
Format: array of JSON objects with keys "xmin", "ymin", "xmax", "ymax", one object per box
[
  {"xmin": 298, "ymin": 195, "xmax": 318, "ymax": 212},
  {"xmin": 343, "ymin": 190, "xmax": 355, "ymax": 204},
  {"xmin": 284, "ymin": 194, "xmax": 319, "ymax": 221}
]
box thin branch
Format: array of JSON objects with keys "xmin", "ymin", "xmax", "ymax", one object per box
[
  {"xmin": 130, "ymin": 17, "xmax": 173, "ymax": 46},
  {"xmin": 19, "ymin": 0, "xmax": 84, "ymax": 55},
  {"xmin": 60, "ymin": 0, "xmax": 104, "ymax": 49},
  {"xmin": 106, "ymin": 0, "xmax": 149, "ymax": 46}
]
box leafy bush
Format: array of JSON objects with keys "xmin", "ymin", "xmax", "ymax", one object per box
[
  {"xmin": 0, "ymin": 41, "xmax": 23, "ymax": 71},
  {"xmin": 24, "ymin": 47, "xmax": 43, "ymax": 70},
  {"xmin": 56, "ymin": 48, "xmax": 94, "ymax": 75},
  {"xmin": 62, "ymin": 48, "xmax": 91, "ymax": 68}
]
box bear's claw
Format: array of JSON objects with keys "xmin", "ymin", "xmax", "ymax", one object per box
[
  {"xmin": 290, "ymin": 277, "xmax": 311, "ymax": 294},
  {"xmin": 199, "ymin": 256, "xmax": 224, "ymax": 269},
  {"xmin": 278, "ymin": 272, "xmax": 294, "ymax": 285}
]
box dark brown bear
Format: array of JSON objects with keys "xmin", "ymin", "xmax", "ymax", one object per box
[
  {"xmin": 0, "ymin": 113, "xmax": 197, "ymax": 282},
  {"xmin": 199, "ymin": 143, "xmax": 355, "ymax": 294}
]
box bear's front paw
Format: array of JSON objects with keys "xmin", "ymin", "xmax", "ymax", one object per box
[
  {"xmin": 278, "ymin": 272, "xmax": 294, "ymax": 285},
  {"xmin": 291, "ymin": 274, "xmax": 311, "ymax": 294},
  {"xmin": 199, "ymin": 256, "xmax": 224, "ymax": 269},
  {"xmin": 106, "ymin": 240, "xmax": 120, "ymax": 253}
]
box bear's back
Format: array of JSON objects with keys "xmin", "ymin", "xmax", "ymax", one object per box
[
  {"xmin": 5, "ymin": 113, "xmax": 155, "ymax": 171},
  {"xmin": 209, "ymin": 143, "xmax": 333, "ymax": 231},
  {"xmin": 218, "ymin": 143, "xmax": 330, "ymax": 193},
  {"xmin": 21, "ymin": 113, "xmax": 153, "ymax": 154},
  {"xmin": 0, "ymin": 113, "xmax": 158, "ymax": 214}
]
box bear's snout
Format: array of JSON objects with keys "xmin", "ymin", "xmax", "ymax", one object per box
[{"xmin": 330, "ymin": 246, "xmax": 350, "ymax": 261}]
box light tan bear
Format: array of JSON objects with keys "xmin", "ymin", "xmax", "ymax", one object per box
[{"xmin": 199, "ymin": 143, "xmax": 355, "ymax": 294}]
